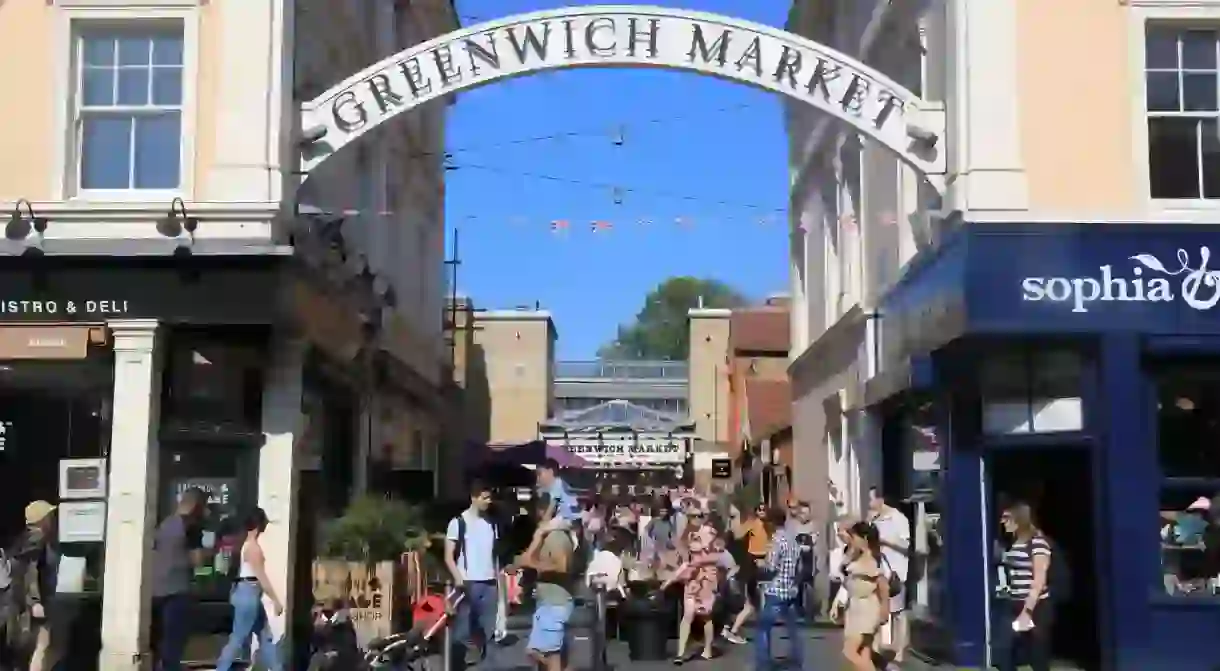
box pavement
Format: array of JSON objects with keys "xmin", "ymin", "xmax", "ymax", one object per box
[{"xmin": 457, "ymin": 619, "xmax": 912, "ymax": 671}]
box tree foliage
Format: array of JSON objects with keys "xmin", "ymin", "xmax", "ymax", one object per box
[{"xmin": 598, "ymin": 276, "xmax": 747, "ymax": 361}]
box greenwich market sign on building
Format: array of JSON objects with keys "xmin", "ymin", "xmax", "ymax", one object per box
[
  {"xmin": 545, "ymin": 435, "xmax": 686, "ymax": 464},
  {"xmin": 300, "ymin": 7, "xmax": 937, "ymax": 176}
]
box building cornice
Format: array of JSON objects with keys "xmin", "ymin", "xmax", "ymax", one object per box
[
  {"xmin": 0, "ymin": 200, "xmax": 282, "ymax": 224},
  {"xmin": 1122, "ymin": 0, "xmax": 1220, "ymax": 7},
  {"xmin": 477, "ymin": 310, "xmax": 553, "ymax": 321},
  {"xmin": 688, "ymin": 308, "xmax": 732, "ymax": 318}
]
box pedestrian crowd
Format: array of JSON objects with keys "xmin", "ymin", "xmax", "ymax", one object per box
[{"xmin": 0, "ymin": 471, "xmax": 1065, "ymax": 671}]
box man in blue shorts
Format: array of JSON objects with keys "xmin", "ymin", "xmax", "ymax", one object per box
[{"xmin": 515, "ymin": 494, "xmax": 575, "ymax": 671}]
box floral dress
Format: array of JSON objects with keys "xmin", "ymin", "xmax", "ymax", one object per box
[{"xmin": 681, "ymin": 523, "xmax": 720, "ymax": 615}]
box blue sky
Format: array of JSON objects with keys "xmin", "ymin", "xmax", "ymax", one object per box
[{"xmin": 447, "ymin": 0, "xmax": 792, "ymax": 359}]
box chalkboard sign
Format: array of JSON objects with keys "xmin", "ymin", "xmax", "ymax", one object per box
[
  {"xmin": 171, "ymin": 477, "xmax": 235, "ymax": 509},
  {"xmin": 711, "ymin": 459, "xmax": 731, "ymax": 479}
]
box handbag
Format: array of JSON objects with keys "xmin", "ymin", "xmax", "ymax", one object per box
[{"xmin": 881, "ymin": 555, "xmax": 904, "ymax": 598}]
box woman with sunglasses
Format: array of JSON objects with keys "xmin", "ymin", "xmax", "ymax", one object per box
[
  {"xmin": 721, "ymin": 504, "xmax": 772, "ymax": 644},
  {"xmin": 664, "ymin": 508, "xmax": 720, "ymax": 663}
]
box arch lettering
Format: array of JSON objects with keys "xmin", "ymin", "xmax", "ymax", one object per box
[{"xmin": 300, "ymin": 6, "xmax": 941, "ymax": 180}]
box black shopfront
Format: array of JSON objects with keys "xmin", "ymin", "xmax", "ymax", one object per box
[
  {"xmin": 870, "ymin": 223, "xmax": 1220, "ymax": 671},
  {"xmin": 0, "ymin": 254, "xmax": 366, "ymax": 669}
]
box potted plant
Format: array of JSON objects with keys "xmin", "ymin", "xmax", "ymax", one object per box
[{"xmin": 313, "ymin": 496, "xmax": 430, "ymax": 647}]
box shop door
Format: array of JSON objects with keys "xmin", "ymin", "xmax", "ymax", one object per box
[{"xmin": 986, "ymin": 447, "xmax": 1102, "ymax": 671}]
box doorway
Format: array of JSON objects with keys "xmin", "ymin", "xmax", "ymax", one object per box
[{"xmin": 987, "ymin": 447, "xmax": 1102, "ymax": 671}]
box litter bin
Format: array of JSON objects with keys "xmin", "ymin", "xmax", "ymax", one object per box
[{"xmin": 621, "ymin": 586, "xmax": 670, "ymax": 661}]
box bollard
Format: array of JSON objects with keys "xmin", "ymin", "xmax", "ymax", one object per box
[
  {"xmin": 442, "ymin": 581, "xmax": 455, "ymax": 671},
  {"xmin": 592, "ymin": 587, "xmax": 608, "ymax": 671}
]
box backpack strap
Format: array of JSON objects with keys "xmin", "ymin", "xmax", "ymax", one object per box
[{"xmin": 453, "ymin": 514, "xmax": 468, "ymax": 571}]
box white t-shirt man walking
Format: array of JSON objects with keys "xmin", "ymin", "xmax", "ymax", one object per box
[{"xmin": 868, "ymin": 487, "xmax": 911, "ymax": 665}]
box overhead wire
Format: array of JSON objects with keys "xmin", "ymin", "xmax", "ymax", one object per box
[{"xmin": 444, "ymin": 160, "xmax": 786, "ymax": 214}]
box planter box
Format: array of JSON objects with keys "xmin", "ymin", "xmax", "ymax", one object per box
[{"xmin": 311, "ymin": 560, "xmax": 396, "ymax": 648}]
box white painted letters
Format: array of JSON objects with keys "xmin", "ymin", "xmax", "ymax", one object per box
[
  {"xmin": 300, "ymin": 7, "xmax": 936, "ymax": 176},
  {"xmin": 1020, "ymin": 248, "xmax": 1219, "ymax": 313}
]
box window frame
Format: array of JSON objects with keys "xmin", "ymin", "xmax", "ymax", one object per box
[
  {"xmin": 53, "ymin": 6, "xmax": 199, "ymax": 202},
  {"xmin": 1131, "ymin": 1, "xmax": 1220, "ymax": 212}
]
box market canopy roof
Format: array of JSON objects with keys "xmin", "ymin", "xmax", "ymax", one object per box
[{"xmin": 542, "ymin": 399, "xmax": 694, "ymax": 433}]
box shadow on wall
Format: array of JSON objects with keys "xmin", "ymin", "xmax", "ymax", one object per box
[{"xmin": 464, "ymin": 343, "xmax": 491, "ymax": 446}]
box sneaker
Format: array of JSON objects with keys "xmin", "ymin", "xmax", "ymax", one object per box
[{"xmin": 721, "ymin": 629, "xmax": 747, "ymax": 645}]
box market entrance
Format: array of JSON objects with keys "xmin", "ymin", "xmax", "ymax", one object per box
[{"xmin": 297, "ymin": 5, "xmax": 944, "ymax": 186}]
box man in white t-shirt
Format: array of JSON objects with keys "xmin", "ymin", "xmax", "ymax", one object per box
[{"xmin": 868, "ymin": 486, "xmax": 911, "ymax": 666}]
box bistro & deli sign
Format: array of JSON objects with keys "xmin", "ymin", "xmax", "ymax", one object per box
[{"xmin": 300, "ymin": 7, "xmax": 931, "ymax": 174}]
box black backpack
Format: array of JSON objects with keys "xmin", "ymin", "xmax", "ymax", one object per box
[{"xmin": 1043, "ymin": 536, "xmax": 1072, "ymax": 602}]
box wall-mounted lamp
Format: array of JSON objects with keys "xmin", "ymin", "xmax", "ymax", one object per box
[
  {"xmin": 155, "ymin": 197, "xmax": 198, "ymax": 256},
  {"xmin": 6, "ymin": 200, "xmax": 48, "ymax": 253}
]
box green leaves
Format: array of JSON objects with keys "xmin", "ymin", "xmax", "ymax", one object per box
[
  {"xmin": 598, "ymin": 276, "xmax": 746, "ymax": 360},
  {"xmin": 319, "ymin": 495, "xmax": 429, "ymax": 563}
]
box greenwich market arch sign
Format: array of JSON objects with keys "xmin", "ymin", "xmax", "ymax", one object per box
[{"xmin": 299, "ymin": 6, "xmax": 942, "ymax": 180}]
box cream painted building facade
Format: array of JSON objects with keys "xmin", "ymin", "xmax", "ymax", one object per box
[
  {"xmin": 787, "ymin": 1, "xmax": 1220, "ymax": 666},
  {"xmin": 785, "ymin": 0, "xmax": 1214, "ymax": 520},
  {"xmin": 0, "ymin": 1, "xmax": 457, "ymax": 669}
]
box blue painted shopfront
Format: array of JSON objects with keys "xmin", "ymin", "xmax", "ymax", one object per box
[{"xmin": 879, "ymin": 222, "xmax": 1220, "ymax": 671}]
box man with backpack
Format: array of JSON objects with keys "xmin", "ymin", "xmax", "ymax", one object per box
[{"xmin": 444, "ymin": 481, "xmax": 501, "ymax": 671}]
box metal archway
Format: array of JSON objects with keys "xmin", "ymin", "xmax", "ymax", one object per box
[{"xmin": 299, "ymin": 5, "xmax": 943, "ymax": 185}]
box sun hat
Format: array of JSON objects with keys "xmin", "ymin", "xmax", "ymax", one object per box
[{"xmin": 24, "ymin": 500, "xmax": 56, "ymax": 525}]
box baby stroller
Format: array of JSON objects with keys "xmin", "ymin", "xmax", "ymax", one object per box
[
  {"xmin": 307, "ymin": 600, "xmax": 361, "ymax": 671},
  {"xmin": 363, "ymin": 589, "xmax": 466, "ymax": 670}
]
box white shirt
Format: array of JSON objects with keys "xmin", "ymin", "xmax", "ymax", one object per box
[
  {"xmin": 586, "ymin": 550, "xmax": 625, "ymax": 593},
  {"xmin": 445, "ymin": 510, "xmax": 499, "ymax": 582},
  {"xmin": 872, "ymin": 507, "xmax": 911, "ymax": 581}
]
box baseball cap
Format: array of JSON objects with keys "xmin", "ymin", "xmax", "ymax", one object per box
[{"xmin": 24, "ymin": 500, "xmax": 56, "ymax": 525}]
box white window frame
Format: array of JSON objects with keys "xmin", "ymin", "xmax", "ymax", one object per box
[
  {"xmin": 52, "ymin": 5, "xmax": 199, "ymax": 202},
  {"xmin": 1129, "ymin": 0, "xmax": 1220, "ymax": 213}
]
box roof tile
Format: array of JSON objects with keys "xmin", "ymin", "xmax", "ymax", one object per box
[{"xmin": 730, "ymin": 307, "xmax": 790, "ymax": 353}]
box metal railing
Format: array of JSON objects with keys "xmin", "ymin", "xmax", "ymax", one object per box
[{"xmin": 555, "ymin": 360, "xmax": 689, "ymax": 381}]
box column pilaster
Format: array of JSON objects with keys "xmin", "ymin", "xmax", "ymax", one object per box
[
  {"xmin": 99, "ymin": 319, "xmax": 163, "ymax": 671},
  {"xmin": 258, "ymin": 336, "xmax": 306, "ymax": 647}
]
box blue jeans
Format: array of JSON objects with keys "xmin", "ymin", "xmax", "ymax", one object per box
[
  {"xmin": 215, "ymin": 581, "xmax": 280, "ymax": 671},
  {"xmin": 155, "ymin": 594, "xmax": 192, "ymax": 671},
  {"xmin": 754, "ymin": 596, "xmax": 803, "ymax": 671},
  {"xmin": 451, "ymin": 580, "xmax": 500, "ymax": 671}
]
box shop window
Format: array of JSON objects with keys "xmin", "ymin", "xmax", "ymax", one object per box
[
  {"xmin": 981, "ymin": 349, "xmax": 1084, "ymax": 435},
  {"xmin": 162, "ymin": 334, "xmax": 266, "ymax": 432},
  {"xmin": 1155, "ymin": 366, "xmax": 1220, "ymax": 597},
  {"xmin": 1145, "ymin": 26, "xmax": 1220, "ymax": 200}
]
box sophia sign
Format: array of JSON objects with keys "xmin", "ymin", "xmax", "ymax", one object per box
[
  {"xmin": 1020, "ymin": 247, "xmax": 1220, "ymax": 313},
  {"xmin": 300, "ymin": 6, "xmax": 940, "ymax": 177}
]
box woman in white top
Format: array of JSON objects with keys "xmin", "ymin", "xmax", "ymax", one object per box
[{"xmin": 216, "ymin": 508, "xmax": 285, "ymax": 671}]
